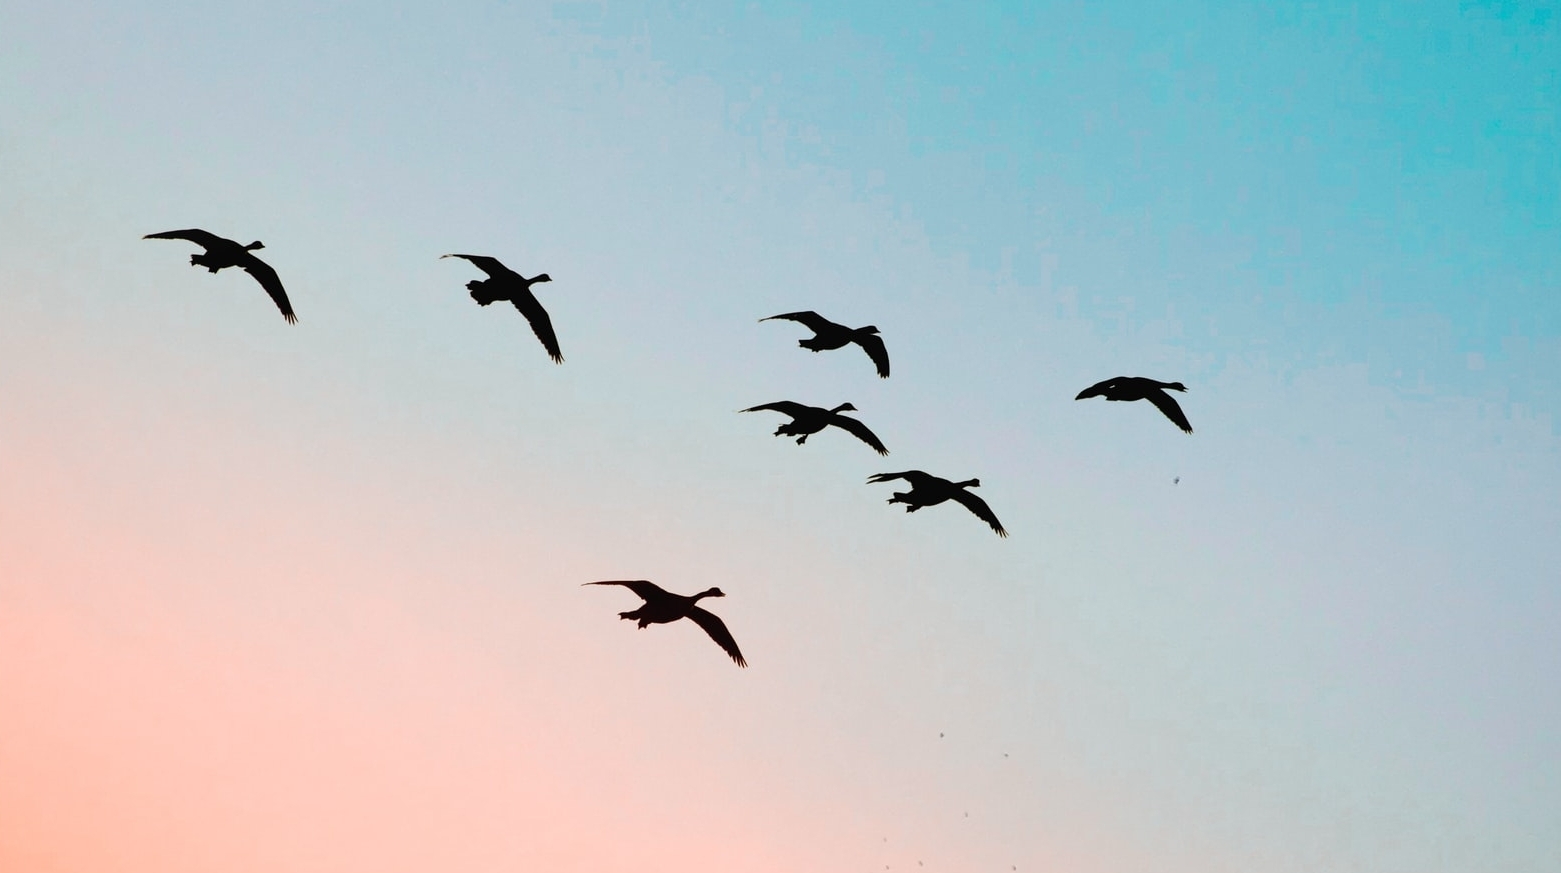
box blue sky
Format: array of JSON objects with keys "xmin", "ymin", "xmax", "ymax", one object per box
[{"xmin": 3, "ymin": 2, "xmax": 1559, "ymax": 871}]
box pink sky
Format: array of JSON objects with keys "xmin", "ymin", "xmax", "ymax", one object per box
[{"xmin": 0, "ymin": 355, "xmax": 1101, "ymax": 873}]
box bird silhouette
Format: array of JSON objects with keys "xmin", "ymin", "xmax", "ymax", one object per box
[
  {"xmin": 442, "ymin": 254, "xmax": 562, "ymax": 363},
  {"xmin": 761, "ymin": 310, "xmax": 889, "ymax": 377},
  {"xmin": 584, "ymin": 580, "xmax": 746, "ymax": 667},
  {"xmin": 1075, "ymin": 376, "xmax": 1193, "ymax": 433},
  {"xmin": 741, "ymin": 401, "xmax": 889, "ymax": 455},
  {"xmin": 867, "ymin": 470, "xmax": 1007, "ymax": 537},
  {"xmin": 143, "ymin": 229, "xmax": 296, "ymax": 323}
]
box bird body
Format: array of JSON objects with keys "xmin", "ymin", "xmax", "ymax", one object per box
[
  {"xmin": 1074, "ymin": 376, "xmax": 1193, "ymax": 433},
  {"xmin": 442, "ymin": 253, "xmax": 562, "ymax": 363},
  {"xmin": 867, "ymin": 470, "xmax": 1007, "ymax": 537},
  {"xmin": 143, "ymin": 229, "xmax": 296, "ymax": 323},
  {"xmin": 585, "ymin": 580, "xmax": 747, "ymax": 667},
  {"xmin": 761, "ymin": 310, "xmax": 890, "ymax": 378},
  {"xmin": 741, "ymin": 400, "xmax": 889, "ymax": 455}
]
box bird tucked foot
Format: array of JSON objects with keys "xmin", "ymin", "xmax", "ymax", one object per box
[{"xmin": 795, "ymin": 435, "xmax": 808, "ymax": 444}]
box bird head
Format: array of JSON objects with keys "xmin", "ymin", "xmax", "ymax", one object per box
[
  {"xmin": 958, "ymin": 478, "xmax": 981, "ymax": 489},
  {"xmin": 245, "ymin": 241, "xmax": 265, "ymax": 251},
  {"xmin": 698, "ymin": 586, "xmax": 727, "ymax": 599},
  {"xmin": 860, "ymin": 325, "xmax": 881, "ymax": 334},
  {"xmin": 530, "ymin": 273, "xmax": 553, "ymax": 284},
  {"xmin": 831, "ymin": 402, "xmax": 859, "ymax": 413},
  {"xmin": 1167, "ymin": 381, "xmax": 1188, "ymax": 391}
]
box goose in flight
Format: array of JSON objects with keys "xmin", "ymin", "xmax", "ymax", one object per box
[
  {"xmin": 143, "ymin": 229, "xmax": 296, "ymax": 323},
  {"xmin": 442, "ymin": 254, "xmax": 562, "ymax": 363},
  {"xmin": 867, "ymin": 470, "xmax": 1007, "ymax": 537},
  {"xmin": 1075, "ymin": 377, "xmax": 1193, "ymax": 433},
  {"xmin": 584, "ymin": 580, "xmax": 746, "ymax": 667},
  {"xmin": 761, "ymin": 310, "xmax": 889, "ymax": 378},
  {"xmin": 741, "ymin": 401, "xmax": 889, "ymax": 455}
]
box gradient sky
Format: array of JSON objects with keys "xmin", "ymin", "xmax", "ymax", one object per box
[{"xmin": 2, "ymin": 2, "xmax": 1558, "ymax": 871}]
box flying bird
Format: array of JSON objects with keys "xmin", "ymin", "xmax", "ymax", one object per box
[
  {"xmin": 1075, "ymin": 376, "xmax": 1193, "ymax": 433},
  {"xmin": 741, "ymin": 401, "xmax": 889, "ymax": 455},
  {"xmin": 761, "ymin": 310, "xmax": 889, "ymax": 377},
  {"xmin": 143, "ymin": 229, "xmax": 296, "ymax": 323},
  {"xmin": 442, "ymin": 254, "xmax": 562, "ymax": 363},
  {"xmin": 867, "ymin": 470, "xmax": 1007, "ymax": 537},
  {"xmin": 584, "ymin": 580, "xmax": 746, "ymax": 667}
]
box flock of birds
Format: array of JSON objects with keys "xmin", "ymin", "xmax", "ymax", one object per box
[{"xmin": 144, "ymin": 227, "xmax": 1198, "ymax": 668}]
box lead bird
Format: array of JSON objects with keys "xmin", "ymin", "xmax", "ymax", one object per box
[
  {"xmin": 761, "ymin": 310, "xmax": 890, "ymax": 378},
  {"xmin": 1074, "ymin": 376, "xmax": 1193, "ymax": 433},
  {"xmin": 867, "ymin": 470, "xmax": 1007, "ymax": 537},
  {"xmin": 741, "ymin": 401, "xmax": 889, "ymax": 455},
  {"xmin": 143, "ymin": 229, "xmax": 296, "ymax": 323},
  {"xmin": 441, "ymin": 254, "xmax": 562, "ymax": 363},
  {"xmin": 585, "ymin": 580, "xmax": 746, "ymax": 667}
]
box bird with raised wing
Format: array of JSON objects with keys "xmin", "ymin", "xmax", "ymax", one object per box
[
  {"xmin": 741, "ymin": 400, "xmax": 889, "ymax": 455},
  {"xmin": 143, "ymin": 229, "xmax": 296, "ymax": 323},
  {"xmin": 442, "ymin": 254, "xmax": 562, "ymax": 363},
  {"xmin": 867, "ymin": 470, "xmax": 1007, "ymax": 537},
  {"xmin": 584, "ymin": 580, "xmax": 747, "ymax": 667},
  {"xmin": 761, "ymin": 310, "xmax": 889, "ymax": 378},
  {"xmin": 1075, "ymin": 376, "xmax": 1193, "ymax": 433}
]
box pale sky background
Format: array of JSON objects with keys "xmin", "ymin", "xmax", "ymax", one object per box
[{"xmin": 2, "ymin": 2, "xmax": 1558, "ymax": 871}]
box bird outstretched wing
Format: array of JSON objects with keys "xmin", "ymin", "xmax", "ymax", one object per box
[
  {"xmin": 687, "ymin": 606, "xmax": 747, "ymax": 667},
  {"xmin": 584, "ymin": 580, "xmax": 669, "ymax": 601},
  {"xmin": 867, "ymin": 470, "xmax": 934, "ymax": 487},
  {"xmin": 855, "ymin": 332, "xmax": 891, "ymax": 378},
  {"xmin": 760, "ymin": 310, "xmax": 838, "ymax": 332},
  {"xmin": 512, "ymin": 293, "xmax": 563, "ymax": 363},
  {"xmin": 143, "ymin": 228, "xmax": 228, "ymax": 248},
  {"xmin": 1145, "ymin": 388, "xmax": 1193, "ymax": 433},
  {"xmin": 1074, "ymin": 377, "xmax": 1121, "ymax": 400},
  {"xmin": 441, "ymin": 253, "xmax": 513, "ymax": 279},
  {"xmin": 830, "ymin": 415, "xmax": 889, "ymax": 455},
  {"xmin": 740, "ymin": 400, "xmax": 814, "ymax": 418},
  {"xmin": 239, "ymin": 255, "xmax": 297, "ymax": 324},
  {"xmin": 951, "ymin": 489, "xmax": 1008, "ymax": 537}
]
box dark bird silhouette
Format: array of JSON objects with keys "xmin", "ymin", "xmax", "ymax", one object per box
[
  {"xmin": 442, "ymin": 254, "xmax": 562, "ymax": 363},
  {"xmin": 867, "ymin": 470, "xmax": 1007, "ymax": 537},
  {"xmin": 761, "ymin": 310, "xmax": 889, "ymax": 377},
  {"xmin": 741, "ymin": 400, "xmax": 889, "ymax": 455},
  {"xmin": 584, "ymin": 580, "xmax": 746, "ymax": 667},
  {"xmin": 1075, "ymin": 376, "xmax": 1193, "ymax": 433},
  {"xmin": 143, "ymin": 229, "xmax": 296, "ymax": 323}
]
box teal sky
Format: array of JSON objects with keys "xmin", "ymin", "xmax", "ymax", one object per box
[{"xmin": 3, "ymin": 2, "xmax": 1558, "ymax": 871}]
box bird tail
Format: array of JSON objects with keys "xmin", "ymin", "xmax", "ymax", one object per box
[{"xmin": 467, "ymin": 280, "xmax": 499, "ymax": 306}]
